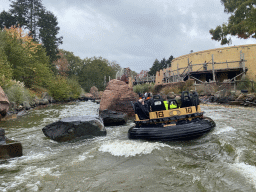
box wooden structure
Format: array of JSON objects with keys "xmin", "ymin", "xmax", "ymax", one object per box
[
  {"xmin": 155, "ymin": 44, "xmax": 256, "ymax": 85},
  {"xmin": 160, "ymin": 51, "xmax": 247, "ymax": 84},
  {"xmin": 133, "ymin": 75, "xmax": 155, "ymax": 85}
]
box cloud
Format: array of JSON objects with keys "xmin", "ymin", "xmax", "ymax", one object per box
[{"xmin": 1, "ymin": 0, "xmax": 254, "ymax": 72}]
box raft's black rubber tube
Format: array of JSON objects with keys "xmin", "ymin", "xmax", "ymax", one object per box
[{"xmin": 128, "ymin": 117, "xmax": 215, "ymax": 141}]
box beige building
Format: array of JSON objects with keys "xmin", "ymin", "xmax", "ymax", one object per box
[{"xmin": 155, "ymin": 44, "xmax": 256, "ymax": 85}]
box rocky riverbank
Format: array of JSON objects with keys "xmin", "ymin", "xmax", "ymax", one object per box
[
  {"xmin": 199, "ymin": 90, "xmax": 256, "ymax": 107},
  {"xmin": 0, "ymin": 86, "xmax": 102, "ymax": 121}
]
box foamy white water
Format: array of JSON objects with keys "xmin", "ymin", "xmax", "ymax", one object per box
[
  {"xmin": 232, "ymin": 163, "xmax": 256, "ymax": 189},
  {"xmin": 1, "ymin": 103, "xmax": 256, "ymax": 191},
  {"xmin": 213, "ymin": 126, "xmax": 235, "ymax": 135},
  {"xmin": 98, "ymin": 140, "xmax": 175, "ymax": 157}
]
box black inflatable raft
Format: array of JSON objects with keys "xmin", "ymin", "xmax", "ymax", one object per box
[
  {"xmin": 128, "ymin": 117, "xmax": 215, "ymax": 141},
  {"xmin": 129, "ymin": 91, "xmax": 216, "ymax": 141}
]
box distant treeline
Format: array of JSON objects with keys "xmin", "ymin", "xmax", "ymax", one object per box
[{"xmin": 0, "ymin": 0, "xmax": 124, "ymax": 103}]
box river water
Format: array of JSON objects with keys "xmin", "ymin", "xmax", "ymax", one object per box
[{"xmin": 0, "ymin": 101, "xmax": 256, "ymax": 192}]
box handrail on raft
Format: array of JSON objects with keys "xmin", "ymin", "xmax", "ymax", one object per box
[{"xmin": 135, "ymin": 105, "xmax": 202, "ymax": 121}]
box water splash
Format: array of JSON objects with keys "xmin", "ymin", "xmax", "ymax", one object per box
[
  {"xmin": 98, "ymin": 140, "xmax": 179, "ymax": 157},
  {"xmin": 213, "ymin": 126, "xmax": 235, "ymax": 135},
  {"xmin": 232, "ymin": 162, "xmax": 256, "ymax": 189}
]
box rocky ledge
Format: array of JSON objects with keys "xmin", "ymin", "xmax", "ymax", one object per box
[{"xmin": 200, "ymin": 91, "xmax": 256, "ymax": 107}]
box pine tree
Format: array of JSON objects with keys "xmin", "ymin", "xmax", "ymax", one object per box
[
  {"xmin": 166, "ymin": 55, "xmax": 174, "ymax": 67},
  {"xmin": 0, "ymin": 11, "xmax": 16, "ymax": 29},
  {"xmin": 38, "ymin": 10, "xmax": 63, "ymax": 65},
  {"xmin": 148, "ymin": 59, "xmax": 161, "ymax": 76},
  {"xmin": 9, "ymin": 0, "xmax": 44, "ymax": 40},
  {"xmin": 1, "ymin": 0, "xmax": 63, "ymax": 66},
  {"xmin": 148, "ymin": 55, "xmax": 174, "ymax": 76},
  {"xmin": 160, "ymin": 58, "xmax": 167, "ymax": 69}
]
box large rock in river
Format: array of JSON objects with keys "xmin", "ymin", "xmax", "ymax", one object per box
[
  {"xmin": 0, "ymin": 128, "xmax": 23, "ymax": 159},
  {"xmin": 100, "ymin": 110, "xmax": 128, "ymax": 126},
  {"xmin": 99, "ymin": 79, "xmax": 138, "ymax": 117},
  {"xmin": 0, "ymin": 86, "xmax": 10, "ymax": 119},
  {"xmin": 42, "ymin": 115, "xmax": 107, "ymax": 142}
]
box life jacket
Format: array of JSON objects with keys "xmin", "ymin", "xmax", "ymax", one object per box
[
  {"xmin": 168, "ymin": 99, "xmax": 179, "ymax": 109},
  {"xmin": 163, "ymin": 101, "xmax": 169, "ymax": 110},
  {"xmin": 169, "ymin": 103, "xmax": 178, "ymax": 109}
]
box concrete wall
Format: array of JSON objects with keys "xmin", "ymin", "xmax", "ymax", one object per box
[{"xmin": 155, "ymin": 44, "xmax": 256, "ymax": 84}]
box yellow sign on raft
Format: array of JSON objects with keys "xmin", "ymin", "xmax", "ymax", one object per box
[{"xmin": 135, "ymin": 106, "xmax": 202, "ymax": 121}]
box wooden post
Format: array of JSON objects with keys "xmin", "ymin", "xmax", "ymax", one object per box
[
  {"xmin": 212, "ymin": 54, "xmax": 216, "ymax": 82},
  {"xmin": 234, "ymin": 77, "xmax": 236, "ymax": 92},
  {"xmin": 240, "ymin": 51, "xmax": 246, "ymax": 79},
  {"xmin": 188, "ymin": 59, "xmax": 190, "ymax": 79},
  {"xmin": 177, "ymin": 64, "xmax": 180, "ymax": 82}
]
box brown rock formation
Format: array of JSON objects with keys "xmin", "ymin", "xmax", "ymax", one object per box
[
  {"xmin": 99, "ymin": 79, "xmax": 138, "ymax": 116},
  {"xmin": 84, "ymin": 93, "xmax": 94, "ymax": 99},
  {"xmin": 0, "ymin": 86, "xmax": 10, "ymax": 118},
  {"xmin": 98, "ymin": 91, "xmax": 104, "ymax": 99},
  {"xmin": 90, "ymin": 86, "xmax": 99, "ymax": 99}
]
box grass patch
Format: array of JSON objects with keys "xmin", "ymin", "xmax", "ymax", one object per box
[
  {"xmin": 5, "ymin": 84, "xmax": 32, "ymax": 105},
  {"xmin": 133, "ymin": 83, "xmax": 155, "ymax": 94}
]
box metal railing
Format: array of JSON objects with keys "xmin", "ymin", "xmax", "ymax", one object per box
[{"xmin": 133, "ymin": 75, "xmax": 155, "ymax": 85}]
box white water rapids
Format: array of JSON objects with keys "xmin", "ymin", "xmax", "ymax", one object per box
[{"xmin": 0, "ymin": 101, "xmax": 256, "ymax": 191}]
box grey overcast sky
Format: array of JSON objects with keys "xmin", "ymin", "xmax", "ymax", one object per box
[{"xmin": 1, "ymin": 0, "xmax": 254, "ymax": 72}]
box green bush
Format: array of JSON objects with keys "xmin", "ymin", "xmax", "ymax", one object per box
[
  {"xmin": 78, "ymin": 57, "xmax": 116, "ymax": 92},
  {"xmin": 179, "ymin": 80, "xmax": 194, "ymax": 92},
  {"xmin": 0, "ymin": 41, "xmax": 13, "ymax": 89},
  {"xmin": 5, "ymin": 82, "xmax": 32, "ymax": 105},
  {"xmin": 0, "ymin": 28, "xmax": 53, "ymax": 89},
  {"xmin": 236, "ymin": 76, "xmax": 253, "ymax": 92},
  {"xmin": 48, "ymin": 76, "xmax": 71, "ymax": 101},
  {"xmin": 160, "ymin": 86, "xmax": 181, "ymax": 95},
  {"xmin": 66, "ymin": 78, "xmax": 82, "ymax": 99},
  {"xmin": 133, "ymin": 83, "xmax": 154, "ymax": 94}
]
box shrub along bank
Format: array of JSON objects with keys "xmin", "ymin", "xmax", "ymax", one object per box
[
  {"xmin": 133, "ymin": 80, "xmax": 194, "ymax": 96},
  {"xmin": 0, "ymin": 27, "xmax": 121, "ymax": 115}
]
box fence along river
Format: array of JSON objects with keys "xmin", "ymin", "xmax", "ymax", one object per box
[{"xmin": 0, "ymin": 101, "xmax": 256, "ymax": 191}]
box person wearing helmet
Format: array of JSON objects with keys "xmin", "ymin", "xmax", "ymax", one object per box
[
  {"xmin": 138, "ymin": 93, "xmax": 143, "ymax": 100},
  {"xmin": 169, "ymin": 100, "xmax": 178, "ymax": 109}
]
